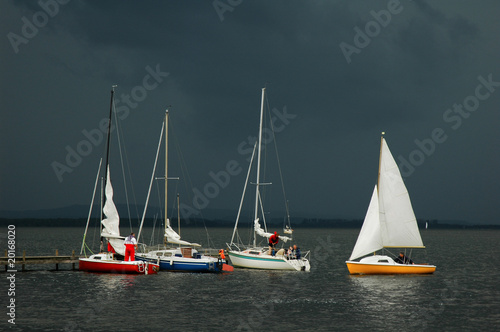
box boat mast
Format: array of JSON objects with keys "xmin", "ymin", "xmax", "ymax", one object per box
[
  {"xmin": 253, "ymin": 88, "xmax": 265, "ymax": 247},
  {"xmin": 371, "ymin": 131, "xmax": 385, "ymax": 256},
  {"xmin": 164, "ymin": 109, "xmax": 169, "ymax": 246},
  {"xmin": 177, "ymin": 193, "xmax": 181, "ymax": 237},
  {"xmin": 377, "ymin": 131, "xmax": 385, "ymax": 191},
  {"xmin": 137, "ymin": 120, "xmax": 164, "ymax": 243},
  {"xmin": 104, "ymin": 86, "xmax": 116, "ymax": 187},
  {"xmin": 100, "ymin": 85, "xmax": 116, "ymax": 251}
]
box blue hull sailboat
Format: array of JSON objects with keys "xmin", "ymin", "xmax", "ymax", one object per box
[{"xmin": 135, "ymin": 110, "xmax": 232, "ymax": 273}]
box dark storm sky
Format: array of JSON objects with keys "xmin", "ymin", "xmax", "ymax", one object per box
[{"xmin": 1, "ymin": 1, "xmax": 499, "ymax": 223}]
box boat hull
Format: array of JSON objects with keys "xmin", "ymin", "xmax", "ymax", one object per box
[
  {"xmin": 79, "ymin": 254, "xmax": 159, "ymax": 274},
  {"xmin": 135, "ymin": 250, "xmax": 231, "ymax": 273},
  {"xmin": 137, "ymin": 256, "xmax": 228, "ymax": 273},
  {"xmin": 228, "ymin": 250, "xmax": 310, "ymax": 272},
  {"xmin": 346, "ymin": 255, "xmax": 436, "ymax": 275}
]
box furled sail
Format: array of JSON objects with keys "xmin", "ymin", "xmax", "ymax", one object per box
[
  {"xmin": 349, "ymin": 185, "xmax": 383, "ymax": 261},
  {"xmin": 378, "ymin": 139, "xmax": 424, "ymax": 248},
  {"xmin": 254, "ymin": 219, "xmax": 291, "ymax": 243},
  {"xmin": 164, "ymin": 218, "xmax": 201, "ymax": 247},
  {"xmin": 100, "ymin": 166, "xmax": 125, "ymax": 255}
]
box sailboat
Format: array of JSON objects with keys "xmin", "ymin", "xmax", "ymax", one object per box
[
  {"xmin": 345, "ymin": 133, "xmax": 436, "ymax": 275},
  {"xmin": 79, "ymin": 87, "xmax": 159, "ymax": 275},
  {"xmin": 135, "ymin": 110, "xmax": 232, "ymax": 273},
  {"xmin": 227, "ymin": 88, "xmax": 310, "ymax": 272}
]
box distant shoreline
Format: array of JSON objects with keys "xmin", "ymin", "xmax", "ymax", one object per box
[{"xmin": 1, "ymin": 218, "xmax": 499, "ymax": 229}]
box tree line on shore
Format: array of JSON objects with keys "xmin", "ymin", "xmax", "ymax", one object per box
[{"xmin": 0, "ymin": 218, "xmax": 498, "ymax": 229}]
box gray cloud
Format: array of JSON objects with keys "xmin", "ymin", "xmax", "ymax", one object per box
[{"xmin": 1, "ymin": 0, "xmax": 499, "ymax": 224}]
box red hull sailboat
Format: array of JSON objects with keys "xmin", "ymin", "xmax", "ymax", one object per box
[
  {"xmin": 79, "ymin": 253, "xmax": 158, "ymax": 274},
  {"xmin": 79, "ymin": 87, "xmax": 158, "ymax": 275}
]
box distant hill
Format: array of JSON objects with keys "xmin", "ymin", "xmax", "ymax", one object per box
[
  {"xmin": 1, "ymin": 206, "xmax": 498, "ymax": 228},
  {"xmin": 0, "ymin": 204, "xmax": 237, "ymax": 220},
  {"xmin": 1, "ymin": 216, "xmax": 499, "ymax": 229},
  {"xmin": 0, "ymin": 204, "xmax": 339, "ymax": 222},
  {"xmin": 0, "ymin": 205, "xmax": 91, "ymax": 219}
]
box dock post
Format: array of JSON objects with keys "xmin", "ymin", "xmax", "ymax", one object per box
[
  {"xmin": 72, "ymin": 250, "xmax": 75, "ymax": 270},
  {"xmin": 22, "ymin": 250, "xmax": 26, "ymax": 271},
  {"xmin": 55, "ymin": 249, "xmax": 59, "ymax": 271}
]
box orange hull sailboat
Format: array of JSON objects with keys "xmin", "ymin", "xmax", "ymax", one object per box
[
  {"xmin": 345, "ymin": 133, "xmax": 436, "ymax": 275},
  {"xmin": 346, "ymin": 256, "xmax": 436, "ymax": 275}
]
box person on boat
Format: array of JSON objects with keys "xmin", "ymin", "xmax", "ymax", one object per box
[
  {"xmin": 124, "ymin": 233, "xmax": 138, "ymax": 261},
  {"xmin": 268, "ymin": 232, "xmax": 279, "ymax": 256},
  {"xmin": 394, "ymin": 252, "xmax": 414, "ymax": 265},
  {"xmin": 107, "ymin": 240, "xmax": 116, "ymax": 258},
  {"xmin": 217, "ymin": 249, "xmax": 226, "ymax": 269},
  {"xmin": 107, "ymin": 240, "xmax": 116, "ymax": 253},
  {"xmin": 287, "ymin": 246, "xmax": 294, "ymax": 259},
  {"xmin": 293, "ymin": 244, "xmax": 301, "ymax": 260},
  {"xmin": 218, "ymin": 249, "xmax": 226, "ymax": 261}
]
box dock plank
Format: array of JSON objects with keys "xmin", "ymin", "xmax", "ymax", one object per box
[{"xmin": 2, "ymin": 250, "xmax": 82, "ymax": 271}]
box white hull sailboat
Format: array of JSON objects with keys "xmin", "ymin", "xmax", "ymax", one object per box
[
  {"xmin": 227, "ymin": 88, "xmax": 310, "ymax": 272},
  {"xmin": 345, "ymin": 133, "xmax": 435, "ymax": 275}
]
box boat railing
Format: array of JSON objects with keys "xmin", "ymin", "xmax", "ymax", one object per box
[
  {"xmin": 197, "ymin": 248, "xmax": 222, "ymax": 257},
  {"xmin": 137, "ymin": 243, "xmax": 178, "ymax": 253},
  {"xmin": 226, "ymin": 242, "xmax": 261, "ymax": 252},
  {"xmin": 284, "ymin": 250, "xmax": 310, "ymax": 261},
  {"xmin": 137, "ymin": 243, "xmax": 222, "ymax": 257},
  {"xmin": 226, "ymin": 242, "xmax": 241, "ymax": 252}
]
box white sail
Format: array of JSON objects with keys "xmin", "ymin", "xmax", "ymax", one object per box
[
  {"xmin": 100, "ymin": 166, "xmax": 125, "ymax": 255},
  {"xmin": 164, "ymin": 218, "xmax": 201, "ymax": 247},
  {"xmin": 349, "ymin": 185, "xmax": 383, "ymax": 261},
  {"xmin": 254, "ymin": 219, "xmax": 291, "ymax": 243},
  {"xmin": 378, "ymin": 138, "xmax": 424, "ymax": 248}
]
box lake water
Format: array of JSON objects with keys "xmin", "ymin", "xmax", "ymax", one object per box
[{"xmin": 2, "ymin": 226, "xmax": 499, "ymax": 331}]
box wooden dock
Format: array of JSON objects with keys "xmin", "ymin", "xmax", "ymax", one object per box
[{"xmin": 1, "ymin": 250, "xmax": 81, "ymax": 271}]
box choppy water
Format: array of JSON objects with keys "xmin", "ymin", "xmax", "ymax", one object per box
[{"xmin": 2, "ymin": 227, "xmax": 499, "ymax": 331}]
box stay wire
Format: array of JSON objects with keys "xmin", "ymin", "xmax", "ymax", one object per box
[
  {"xmin": 169, "ymin": 116, "xmax": 215, "ymax": 248},
  {"xmin": 112, "ymin": 99, "xmax": 134, "ymax": 232},
  {"xmin": 266, "ymin": 94, "xmax": 291, "ymax": 228}
]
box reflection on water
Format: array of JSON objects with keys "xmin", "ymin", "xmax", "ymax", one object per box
[
  {"xmin": 349, "ymin": 274, "xmax": 431, "ymax": 298},
  {"xmin": 347, "ymin": 274, "xmax": 442, "ymax": 331},
  {"xmin": 97, "ymin": 273, "xmax": 138, "ymax": 291}
]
